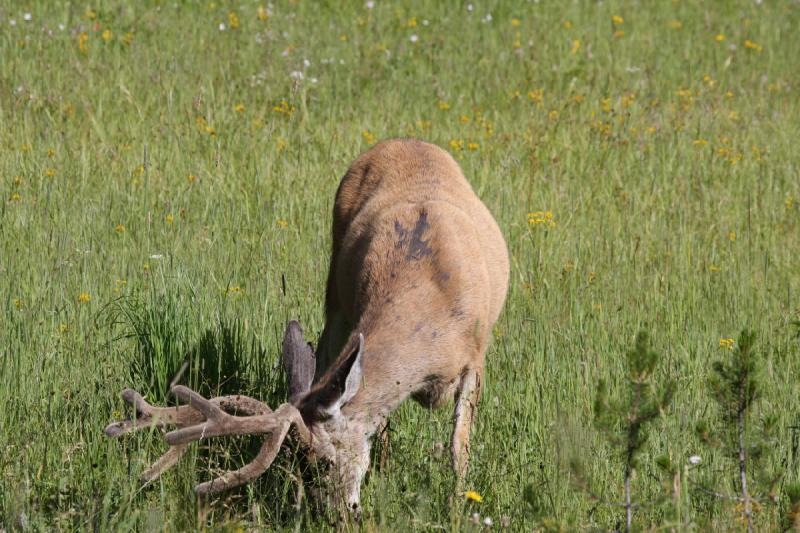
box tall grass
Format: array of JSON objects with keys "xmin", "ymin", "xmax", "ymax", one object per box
[{"xmin": 1, "ymin": 0, "xmax": 799, "ymax": 530}]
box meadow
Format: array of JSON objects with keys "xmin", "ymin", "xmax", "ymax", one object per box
[{"xmin": 1, "ymin": 0, "xmax": 799, "ymax": 530}]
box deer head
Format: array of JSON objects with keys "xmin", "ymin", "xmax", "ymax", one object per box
[{"xmin": 104, "ymin": 320, "xmax": 365, "ymax": 513}]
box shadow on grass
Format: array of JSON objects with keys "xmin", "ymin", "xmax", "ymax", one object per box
[{"xmin": 104, "ymin": 294, "xmax": 320, "ymax": 529}]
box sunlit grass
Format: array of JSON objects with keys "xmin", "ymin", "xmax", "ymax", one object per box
[{"xmin": 1, "ymin": 0, "xmax": 799, "ymax": 530}]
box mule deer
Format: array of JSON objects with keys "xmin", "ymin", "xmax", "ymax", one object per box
[{"xmin": 105, "ymin": 138, "xmax": 509, "ymax": 516}]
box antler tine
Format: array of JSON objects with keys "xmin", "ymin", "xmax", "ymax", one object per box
[
  {"xmin": 192, "ymin": 403, "xmax": 310, "ymax": 495},
  {"xmin": 165, "ymin": 385, "xmax": 285, "ymax": 446},
  {"xmin": 104, "ymin": 388, "xmax": 207, "ymax": 438},
  {"xmin": 140, "ymin": 443, "xmax": 190, "ymax": 482},
  {"xmin": 195, "ymin": 423, "xmax": 289, "ymax": 495},
  {"xmin": 105, "ymin": 387, "xmax": 277, "ymax": 484},
  {"xmin": 170, "ymin": 385, "xmax": 227, "ymax": 422}
]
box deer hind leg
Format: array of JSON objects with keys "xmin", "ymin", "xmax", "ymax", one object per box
[{"xmin": 451, "ymin": 366, "xmax": 482, "ymax": 488}]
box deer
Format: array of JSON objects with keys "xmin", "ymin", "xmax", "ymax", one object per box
[{"xmin": 105, "ymin": 138, "xmax": 510, "ymax": 518}]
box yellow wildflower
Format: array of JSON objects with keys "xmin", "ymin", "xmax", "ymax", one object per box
[
  {"xmin": 115, "ymin": 224, "xmax": 126, "ymax": 233},
  {"xmin": 719, "ymin": 338, "xmax": 735, "ymax": 350},
  {"xmin": 511, "ymin": 18, "xmax": 521, "ymax": 27},
  {"xmin": 527, "ymin": 89, "xmax": 544, "ymax": 104},
  {"xmin": 339, "ymin": 34, "xmax": 348, "ymax": 42},
  {"xmin": 257, "ymin": 6, "xmax": 269, "ymax": 21},
  {"xmin": 438, "ymin": 101, "xmax": 450, "ymax": 110},
  {"xmin": 467, "ymin": 142, "xmax": 479, "ymax": 151},
  {"xmin": 548, "ymin": 110, "xmax": 559, "ymax": 121},
  {"xmin": 728, "ymin": 231, "xmax": 736, "ymax": 242},
  {"xmin": 59, "ymin": 323, "xmax": 68, "ymax": 333},
  {"xmin": 465, "ymin": 491, "xmax": 483, "ymax": 503},
  {"xmin": 20, "ymin": 143, "xmax": 31, "ymax": 152},
  {"xmin": 229, "ymin": 12, "xmax": 240, "ymax": 29},
  {"xmin": 234, "ymin": 103, "xmax": 246, "ymax": 113},
  {"xmin": 528, "ymin": 211, "xmax": 556, "ymax": 228},
  {"xmin": 715, "ymin": 34, "xmax": 726, "ymax": 42},
  {"xmin": 225, "ymin": 285, "xmax": 244, "ymax": 296},
  {"xmin": 743, "ymin": 39, "xmax": 762, "ymax": 52},
  {"xmin": 166, "ymin": 214, "xmax": 174, "ymax": 224},
  {"xmin": 362, "ymin": 130, "xmax": 376, "ymax": 145},
  {"xmin": 272, "ymin": 100, "xmax": 296, "ymax": 116},
  {"xmin": 613, "ymin": 29, "xmax": 625, "ymax": 38},
  {"xmin": 276, "ymin": 219, "xmax": 288, "ymax": 228},
  {"xmin": 786, "ymin": 196, "xmax": 794, "ymax": 210},
  {"xmin": 122, "ymin": 32, "xmax": 134, "ymax": 45},
  {"xmin": 44, "ymin": 168, "xmax": 56, "ymax": 177},
  {"xmin": 406, "ymin": 17, "xmax": 417, "ymax": 28},
  {"xmin": 102, "ymin": 29, "xmax": 112, "ymax": 42},
  {"xmin": 13, "ymin": 298, "xmax": 23, "ymax": 309},
  {"xmin": 78, "ymin": 32, "xmax": 89, "ymax": 53},
  {"xmin": 85, "ymin": 8, "xmax": 97, "ymax": 20},
  {"xmin": 709, "ymin": 264, "xmax": 721, "ymax": 273},
  {"xmin": 78, "ymin": 292, "xmax": 91, "ymax": 303},
  {"xmin": 563, "ymin": 20, "xmax": 573, "ymax": 29},
  {"xmin": 693, "ymin": 139, "xmax": 708, "ymax": 146},
  {"xmin": 187, "ymin": 174, "xmax": 197, "ymax": 183},
  {"xmin": 571, "ymin": 39, "xmax": 581, "ymax": 54},
  {"xmin": 9, "ymin": 193, "xmax": 21, "ymax": 202},
  {"xmin": 573, "ymin": 94, "xmax": 585, "ymax": 104},
  {"xmin": 668, "ymin": 20, "xmax": 682, "ymax": 30},
  {"xmin": 612, "ymin": 15, "xmax": 624, "ymax": 25},
  {"xmin": 449, "ymin": 139, "xmax": 464, "ymax": 152}
]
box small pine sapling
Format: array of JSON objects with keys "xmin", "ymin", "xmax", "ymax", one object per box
[
  {"xmin": 592, "ymin": 331, "xmax": 676, "ymax": 532},
  {"xmin": 696, "ymin": 329, "xmax": 780, "ymax": 532}
]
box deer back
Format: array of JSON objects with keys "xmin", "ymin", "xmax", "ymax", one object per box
[{"xmin": 309, "ymin": 138, "xmax": 509, "ymax": 419}]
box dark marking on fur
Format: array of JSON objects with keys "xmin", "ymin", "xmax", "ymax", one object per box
[
  {"xmin": 393, "ymin": 211, "xmax": 433, "ymax": 261},
  {"xmin": 407, "ymin": 211, "xmax": 432, "ymax": 260}
]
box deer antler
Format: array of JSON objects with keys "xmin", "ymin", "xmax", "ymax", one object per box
[{"xmin": 105, "ymin": 385, "xmax": 310, "ymax": 494}]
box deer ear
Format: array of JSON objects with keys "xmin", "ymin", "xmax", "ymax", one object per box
[
  {"xmin": 282, "ymin": 320, "xmax": 316, "ymax": 404},
  {"xmin": 337, "ymin": 333, "xmax": 364, "ymax": 408},
  {"xmin": 315, "ymin": 333, "xmax": 364, "ymax": 415}
]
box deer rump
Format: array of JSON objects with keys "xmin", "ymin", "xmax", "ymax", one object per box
[{"xmin": 105, "ymin": 138, "xmax": 510, "ymax": 514}]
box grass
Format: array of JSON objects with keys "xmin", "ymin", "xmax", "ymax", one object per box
[{"xmin": 1, "ymin": 0, "xmax": 799, "ymax": 530}]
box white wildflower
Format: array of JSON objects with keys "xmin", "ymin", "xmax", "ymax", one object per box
[{"xmin": 409, "ymin": 34, "xmax": 418, "ymax": 43}]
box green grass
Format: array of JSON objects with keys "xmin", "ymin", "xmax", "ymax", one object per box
[{"xmin": 1, "ymin": 0, "xmax": 799, "ymax": 530}]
